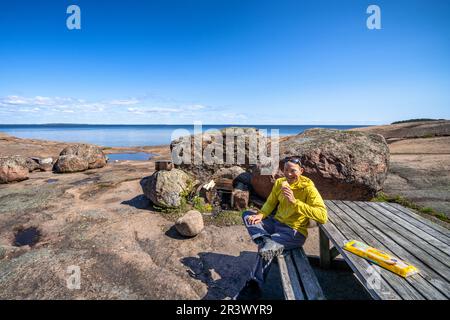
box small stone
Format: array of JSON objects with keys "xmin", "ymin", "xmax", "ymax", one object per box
[
  {"xmin": 39, "ymin": 157, "xmax": 54, "ymax": 171},
  {"xmin": 175, "ymin": 210, "xmax": 204, "ymax": 237}
]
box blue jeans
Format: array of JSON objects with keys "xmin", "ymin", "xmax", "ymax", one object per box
[{"xmin": 242, "ymin": 210, "xmax": 306, "ymax": 287}]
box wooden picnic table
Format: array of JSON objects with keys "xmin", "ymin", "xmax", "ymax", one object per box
[{"xmin": 319, "ymin": 200, "xmax": 450, "ymax": 300}]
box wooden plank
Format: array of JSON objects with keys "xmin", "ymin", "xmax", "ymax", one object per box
[
  {"xmin": 378, "ymin": 202, "xmax": 450, "ymax": 246},
  {"xmin": 292, "ymin": 248, "xmax": 326, "ymax": 300},
  {"xmin": 353, "ymin": 201, "xmax": 450, "ymax": 281},
  {"xmin": 339, "ymin": 201, "xmax": 450, "ymax": 299},
  {"xmin": 284, "ymin": 252, "xmax": 307, "ymax": 300},
  {"xmin": 326, "ymin": 201, "xmax": 425, "ymax": 300},
  {"xmin": 388, "ymin": 202, "xmax": 450, "ymax": 239},
  {"xmin": 319, "ymin": 215, "xmax": 401, "ymax": 300},
  {"xmin": 368, "ymin": 202, "xmax": 450, "ymax": 257},
  {"xmin": 330, "ymin": 201, "xmax": 447, "ymax": 300},
  {"xmin": 366, "ymin": 202, "xmax": 450, "ymax": 266},
  {"xmin": 277, "ymin": 253, "xmax": 305, "ymax": 300},
  {"xmin": 319, "ymin": 227, "xmax": 331, "ymax": 269}
]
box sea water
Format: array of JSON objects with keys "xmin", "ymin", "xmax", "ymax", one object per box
[{"xmin": 0, "ymin": 124, "xmax": 366, "ymax": 147}]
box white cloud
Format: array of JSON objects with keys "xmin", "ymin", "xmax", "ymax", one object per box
[
  {"xmin": 127, "ymin": 108, "xmax": 145, "ymax": 115},
  {"xmin": 2, "ymin": 95, "xmax": 29, "ymax": 105},
  {"xmin": 0, "ymin": 96, "xmax": 214, "ymax": 115},
  {"xmin": 185, "ymin": 104, "xmax": 207, "ymax": 111},
  {"xmin": 109, "ymin": 98, "xmax": 140, "ymax": 105},
  {"xmin": 0, "ymin": 95, "xmax": 243, "ymax": 123},
  {"xmin": 18, "ymin": 107, "xmax": 41, "ymax": 113},
  {"xmin": 127, "ymin": 106, "xmax": 208, "ymax": 114},
  {"xmin": 0, "ymin": 95, "xmax": 116, "ymax": 114},
  {"xmin": 221, "ymin": 112, "xmax": 248, "ymax": 120}
]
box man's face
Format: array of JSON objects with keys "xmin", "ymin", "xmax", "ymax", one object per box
[{"xmin": 283, "ymin": 161, "xmax": 304, "ymax": 183}]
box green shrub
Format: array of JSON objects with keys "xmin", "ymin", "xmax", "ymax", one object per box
[
  {"xmin": 419, "ymin": 207, "xmax": 433, "ymax": 214},
  {"xmin": 391, "ymin": 119, "xmax": 443, "ymax": 124},
  {"xmin": 192, "ymin": 195, "xmax": 213, "ymax": 213}
]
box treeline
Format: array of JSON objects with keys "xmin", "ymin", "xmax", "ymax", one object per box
[{"xmin": 392, "ymin": 118, "xmax": 445, "ymax": 124}]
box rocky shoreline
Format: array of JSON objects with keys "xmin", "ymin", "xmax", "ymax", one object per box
[
  {"xmin": 0, "ymin": 120, "xmax": 449, "ymax": 299},
  {"xmin": 0, "ymin": 135, "xmax": 257, "ymax": 299}
]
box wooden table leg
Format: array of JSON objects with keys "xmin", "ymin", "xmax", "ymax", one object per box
[{"xmin": 319, "ymin": 227, "xmax": 331, "ymax": 269}]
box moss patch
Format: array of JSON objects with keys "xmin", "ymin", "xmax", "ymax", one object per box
[
  {"xmin": 205, "ymin": 210, "xmax": 243, "ymax": 227},
  {"xmin": 0, "ymin": 184, "xmax": 66, "ymax": 214}
]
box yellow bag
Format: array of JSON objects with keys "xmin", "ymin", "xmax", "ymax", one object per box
[{"xmin": 343, "ymin": 240, "xmax": 419, "ymax": 278}]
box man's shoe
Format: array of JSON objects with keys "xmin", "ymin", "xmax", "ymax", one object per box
[
  {"xmin": 234, "ymin": 279, "xmax": 262, "ymax": 300},
  {"xmin": 259, "ymin": 238, "xmax": 284, "ymax": 261},
  {"xmin": 253, "ymin": 235, "xmax": 268, "ymax": 246}
]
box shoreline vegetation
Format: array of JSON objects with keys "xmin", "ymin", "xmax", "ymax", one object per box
[{"xmin": 391, "ymin": 118, "xmax": 447, "ymax": 125}]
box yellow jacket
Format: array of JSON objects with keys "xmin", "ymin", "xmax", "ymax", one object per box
[{"xmin": 260, "ymin": 176, "xmax": 328, "ymax": 238}]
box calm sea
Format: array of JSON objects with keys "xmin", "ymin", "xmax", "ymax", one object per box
[{"xmin": 0, "ymin": 124, "xmax": 367, "ymax": 147}]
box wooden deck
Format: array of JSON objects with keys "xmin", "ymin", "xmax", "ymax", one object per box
[{"xmin": 319, "ymin": 200, "xmax": 450, "ymax": 300}]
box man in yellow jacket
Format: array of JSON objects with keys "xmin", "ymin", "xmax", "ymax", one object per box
[{"xmin": 235, "ymin": 156, "xmax": 328, "ymax": 300}]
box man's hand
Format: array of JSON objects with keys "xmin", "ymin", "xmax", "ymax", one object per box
[
  {"xmin": 247, "ymin": 213, "xmax": 264, "ymax": 225},
  {"xmin": 281, "ymin": 185, "xmax": 296, "ymax": 204}
]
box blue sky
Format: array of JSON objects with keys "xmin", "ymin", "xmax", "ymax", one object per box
[{"xmin": 0, "ymin": 0, "xmax": 449, "ymax": 125}]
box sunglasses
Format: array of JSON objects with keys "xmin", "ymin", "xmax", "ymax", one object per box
[{"xmin": 282, "ymin": 157, "xmax": 302, "ymax": 165}]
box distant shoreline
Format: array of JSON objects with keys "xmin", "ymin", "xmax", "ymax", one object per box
[
  {"xmin": 0, "ymin": 124, "xmax": 367, "ymax": 148},
  {"xmin": 0, "ymin": 123, "xmax": 374, "ymax": 127}
]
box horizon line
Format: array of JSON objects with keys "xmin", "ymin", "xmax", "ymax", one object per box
[{"xmin": 0, "ymin": 123, "xmax": 376, "ymax": 126}]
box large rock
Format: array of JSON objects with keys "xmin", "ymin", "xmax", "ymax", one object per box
[
  {"xmin": 175, "ymin": 210, "xmax": 204, "ymax": 237},
  {"xmin": 0, "ymin": 156, "xmax": 30, "ymax": 183},
  {"xmin": 0, "ymin": 155, "xmax": 42, "ymax": 173},
  {"xmin": 53, "ymin": 155, "xmax": 89, "ymax": 173},
  {"xmin": 250, "ymin": 163, "xmax": 284, "ymax": 199},
  {"xmin": 280, "ymin": 128, "xmax": 390, "ymax": 200},
  {"xmin": 54, "ymin": 144, "xmax": 107, "ymax": 173},
  {"xmin": 143, "ymin": 169, "xmax": 195, "ymax": 208},
  {"xmin": 170, "ymin": 127, "xmax": 271, "ymax": 182},
  {"xmin": 59, "ymin": 144, "xmax": 107, "ymax": 169}
]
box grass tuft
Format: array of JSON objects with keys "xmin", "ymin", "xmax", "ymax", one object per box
[{"xmin": 371, "ymin": 192, "xmax": 449, "ymax": 223}]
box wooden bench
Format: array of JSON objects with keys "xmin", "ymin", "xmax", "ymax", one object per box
[{"xmin": 277, "ymin": 247, "xmax": 326, "ymax": 300}]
